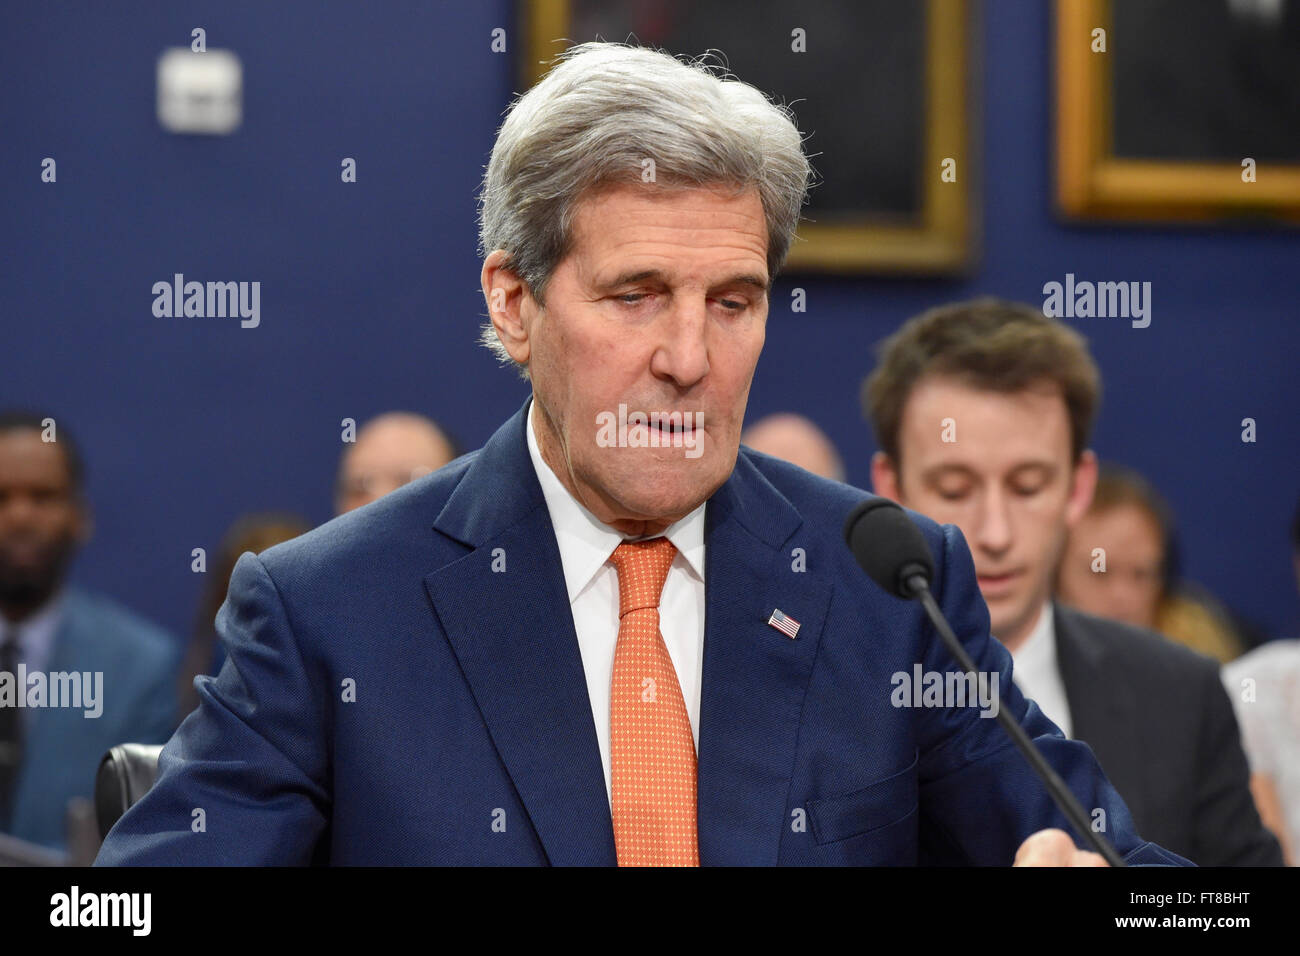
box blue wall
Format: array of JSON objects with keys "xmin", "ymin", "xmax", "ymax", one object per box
[{"xmin": 3, "ymin": 1, "xmax": 1297, "ymax": 645}]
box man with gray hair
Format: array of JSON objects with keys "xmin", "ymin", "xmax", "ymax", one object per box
[{"xmin": 97, "ymin": 42, "xmax": 1187, "ymax": 867}]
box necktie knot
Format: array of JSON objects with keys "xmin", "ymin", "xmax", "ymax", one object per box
[{"xmin": 608, "ymin": 537, "xmax": 677, "ymax": 618}]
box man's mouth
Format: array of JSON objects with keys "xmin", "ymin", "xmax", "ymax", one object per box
[
  {"xmin": 0, "ymin": 541, "xmax": 51, "ymax": 567},
  {"xmin": 650, "ymin": 418, "xmax": 695, "ymax": 436},
  {"xmin": 627, "ymin": 414, "xmax": 701, "ymax": 441},
  {"xmin": 976, "ymin": 569, "xmax": 1023, "ymax": 597},
  {"xmin": 604, "ymin": 405, "xmax": 706, "ymax": 458}
]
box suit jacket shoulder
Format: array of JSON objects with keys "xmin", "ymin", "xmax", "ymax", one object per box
[
  {"xmin": 61, "ymin": 588, "xmax": 179, "ymax": 663},
  {"xmin": 1057, "ymin": 605, "xmax": 1219, "ymax": 679}
]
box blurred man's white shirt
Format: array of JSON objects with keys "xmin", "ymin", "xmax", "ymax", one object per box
[{"xmin": 1007, "ymin": 601, "xmax": 1073, "ymax": 739}]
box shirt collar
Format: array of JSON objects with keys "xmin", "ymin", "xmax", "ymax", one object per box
[
  {"xmin": 526, "ymin": 398, "xmax": 706, "ymax": 604},
  {"xmin": 1012, "ymin": 599, "xmax": 1057, "ymax": 668}
]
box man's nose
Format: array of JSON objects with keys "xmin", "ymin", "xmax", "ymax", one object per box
[
  {"xmin": 649, "ymin": 295, "xmax": 710, "ymax": 387},
  {"xmin": 974, "ymin": 489, "xmax": 1013, "ymax": 555}
]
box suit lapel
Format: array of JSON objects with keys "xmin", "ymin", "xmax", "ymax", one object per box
[
  {"xmin": 1054, "ymin": 604, "xmax": 1148, "ymax": 820},
  {"xmin": 696, "ymin": 454, "xmax": 831, "ymax": 865},
  {"xmin": 423, "ymin": 400, "xmax": 615, "ymax": 865}
]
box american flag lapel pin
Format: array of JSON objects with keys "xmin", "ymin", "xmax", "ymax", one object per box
[{"xmin": 768, "ymin": 608, "xmax": 801, "ymax": 639}]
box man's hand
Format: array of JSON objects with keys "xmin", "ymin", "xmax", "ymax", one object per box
[{"xmin": 1013, "ymin": 829, "xmax": 1109, "ymax": 867}]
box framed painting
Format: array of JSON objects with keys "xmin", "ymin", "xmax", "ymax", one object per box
[
  {"xmin": 519, "ymin": 0, "xmax": 976, "ymax": 274},
  {"xmin": 1056, "ymin": 0, "xmax": 1300, "ymax": 223}
]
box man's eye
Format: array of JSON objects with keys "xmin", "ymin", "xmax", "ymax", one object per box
[
  {"xmin": 718, "ymin": 299, "xmax": 746, "ymax": 311},
  {"xmin": 1012, "ymin": 482, "xmax": 1045, "ymax": 496},
  {"xmin": 936, "ymin": 488, "xmax": 970, "ymax": 501},
  {"xmin": 616, "ymin": 293, "xmax": 647, "ymax": 304}
]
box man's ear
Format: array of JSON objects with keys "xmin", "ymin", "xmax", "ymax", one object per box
[
  {"xmin": 870, "ymin": 451, "xmax": 903, "ymax": 503},
  {"xmin": 481, "ymin": 249, "xmax": 534, "ymax": 367},
  {"xmin": 1064, "ymin": 449, "xmax": 1099, "ymax": 529}
]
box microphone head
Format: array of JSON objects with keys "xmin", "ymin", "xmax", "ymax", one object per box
[{"xmin": 842, "ymin": 498, "xmax": 935, "ymax": 599}]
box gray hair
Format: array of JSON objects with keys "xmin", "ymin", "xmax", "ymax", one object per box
[{"xmin": 477, "ymin": 41, "xmax": 812, "ymax": 376}]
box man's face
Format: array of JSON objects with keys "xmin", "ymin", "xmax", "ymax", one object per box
[
  {"xmin": 0, "ymin": 429, "xmax": 87, "ymax": 615},
  {"xmin": 485, "ymin": 183, "xmax": 770, "ymax": 535},
  {"xmin": 336, "ymin": 417, "xmax": 456, "ymax": 514},
  {"xmin": 1056, "ymin": 503, "xmax": 1164, "ymax": 629},
  {"xmin": 871, "ymin": 376, "xmax": 1096, "ymax": 649}
]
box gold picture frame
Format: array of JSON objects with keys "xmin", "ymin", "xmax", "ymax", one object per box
[
  {"xmin": 519, "ymin": 0, "xmax": 976, "ymax": 274},
  {"xmin": 1055, "ymin": 0, "xmax": 1300, "ymax": 223}
]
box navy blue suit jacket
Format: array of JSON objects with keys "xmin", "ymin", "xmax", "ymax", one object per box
[{"xmin": 96, "ymin": 401, "xmax": 1190, "ymax": 865}]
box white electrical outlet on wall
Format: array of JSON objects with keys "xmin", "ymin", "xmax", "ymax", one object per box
[{"xmin": 156, "ymin": 48, "xmax": 242, "ymax": 135}]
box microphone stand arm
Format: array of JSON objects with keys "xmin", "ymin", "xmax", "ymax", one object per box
[{"xmin": 907, "ymin": 573, "xmax": 1127, "ymax": 867}]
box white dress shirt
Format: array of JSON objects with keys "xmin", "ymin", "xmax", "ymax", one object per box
[
  {"xmin": 525, "ymin": 399, "xmax": 707, "ymax": 807},
  {"xmin": 1007, "ymin": 601, "xmax": 1073, "ymax": 739}
]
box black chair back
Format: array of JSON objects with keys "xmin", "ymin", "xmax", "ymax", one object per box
[{"xmin": 94, "ymin": 743, "xmax": 163, "ymax": 839}]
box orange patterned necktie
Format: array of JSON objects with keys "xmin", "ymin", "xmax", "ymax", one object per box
[{"xmin": 608, "ymin": 536, "xmax": 700, "ymax": 866}]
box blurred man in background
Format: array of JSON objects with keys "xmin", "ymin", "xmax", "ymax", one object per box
[
  {"xmin": 862, "ymin": 299, "xmax": 1281, "ymax": 865},
  {"xmin": 1057, "ymin": 462, "xmax": 1247, "ymax": 663},
  {"xmin": 741, "ymin": 412, "xmax": 845, "ymax": 481},
  {"xmin": 0, "ymin": 411, "xmax": 179, "ymax": 851},
  {"xmin": 335, "ymin": 411, "xmax": 459, "ymax": 514}
]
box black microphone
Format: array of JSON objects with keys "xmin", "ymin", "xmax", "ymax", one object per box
[{"xmin": 842, "ymin": 498, "xmax": 1127, "ymax": 867}]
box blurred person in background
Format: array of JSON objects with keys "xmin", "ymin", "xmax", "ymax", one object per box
[
  {"xmin": 1056, "ymin": 462, "xmax": 1247, "ymax": 663},
  {"xmin": 335, "ymin": 412, "xmax": 459, "ymax": 514},
  {"xmin": 1221, "ymin": 496, "xmax": 1300, "ymax": 865},
  {"xmin": 862, "ymin": 299, "xmax": 1281, "ymax": 865},
  {"xmin": 175, "ymin": 512, "xmax": 312, "ymax": 722},
  {"xmin": 0, "ymin": 411, "xmax": 179, "ymax": 851},
  {"xmin": 741, "ymin": 412, "xmax": 846, "ymax": 481}
]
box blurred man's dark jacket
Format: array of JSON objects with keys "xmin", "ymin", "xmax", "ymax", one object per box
[{"xmin": 1056, "ymin": 604, "xmax": 1282, "ymax": 865}]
